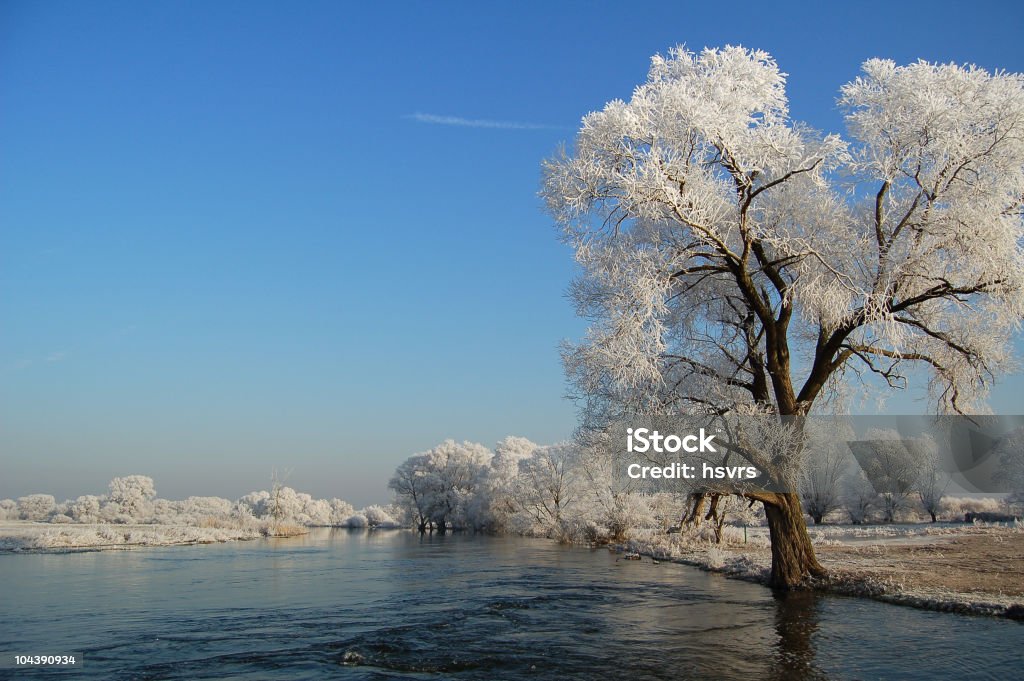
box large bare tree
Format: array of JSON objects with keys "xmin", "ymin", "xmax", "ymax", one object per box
[{"xmin": 542, "ymin": 46, "xmax": 1024, "ymax": 587}]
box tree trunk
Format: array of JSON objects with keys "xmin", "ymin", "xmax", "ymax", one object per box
[
  {"xmin": 930, "ymin": 512, "xmax": 937, "ymax": 523},
  {"xmin": 811, "ymin": 512, "xmax": 823, "ymax": 525},
  {"xmin": 684, "ymin": 492, "xmax": 706, "ymax": 528},
  {"xmin": 704, "ymin": 493, "xmax": 722, "ymax": 523},
  {"xmin": 705, "ymin": 494, "xmax": 727, "ymax": 544},
  {"xmin": 763, "ymin": 492, "xmax": 825, "ymax": 589}
]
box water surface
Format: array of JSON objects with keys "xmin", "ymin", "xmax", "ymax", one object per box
[{"xmin": 1, "ymin": 530, "xmax": 1020, "ymax": 679}]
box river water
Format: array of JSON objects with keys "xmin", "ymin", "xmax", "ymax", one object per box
[{"xmin": 1, "ymin": 530, "xmax": 1020, "ymax": 680}]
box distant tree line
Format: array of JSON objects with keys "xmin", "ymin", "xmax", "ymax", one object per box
[{"xmin": 0, "ymin": 475, "xmax": 401, "ymax": 529}]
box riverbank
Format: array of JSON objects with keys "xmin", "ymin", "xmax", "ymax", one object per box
[
  {"xmin": 6, "ymin": 519, "xmax": 1022, "ymax": 621},
  {"xmin": 0, "ymin": 520, "xmax": 309, "ymax": 551},
  {"xmin": 622, "ymin": 523, "xmax": 1024, "ymax": 619}
]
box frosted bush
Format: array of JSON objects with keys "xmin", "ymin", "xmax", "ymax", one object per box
[
  {"xmin": 602, "ymin": 493, "xmax": 658, "ymax": 541},
  {"xmin": 344, "ymin": 513, "xmax": 368, "ymax": 528},
  {"xmin": 363, "ymin": 505, "xmax": 399, "ymax": 528},
  {"xmin": 705, "ymin": 546, "xmax": 726, "ymax": 569},
  {"xmin": 719, "ymin": 525, "xmax": 769, "ymax": 547},
  {"xmin": 941, "ymin": 496, "xmax": 1003, "ymax": 520}
]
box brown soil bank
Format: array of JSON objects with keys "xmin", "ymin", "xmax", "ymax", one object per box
[
  {"xmin": 818, "ymin": 530, "xmax": 1024, "ymax": 597},
  {"xmin": 811, "ymin": 527, "xmax": 1024, "ymax": 618}
]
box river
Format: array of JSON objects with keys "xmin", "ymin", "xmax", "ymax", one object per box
[{"xmin": 1, "ymin": 530, "xmax": 1020, "ymax": 679}]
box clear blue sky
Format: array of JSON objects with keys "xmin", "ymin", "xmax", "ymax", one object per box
[{"xmin": 2, "ymin": 0, "xmax": 1022, "ymax": 507}]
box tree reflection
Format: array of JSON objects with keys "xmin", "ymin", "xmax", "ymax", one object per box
[{"xmin": 770, "ymin": 589, "xmax": 829, "ymax": 681}]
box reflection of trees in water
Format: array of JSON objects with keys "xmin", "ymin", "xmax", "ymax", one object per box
[{"xmin": 770, "ymin": 590, "xmax": 829, "ymax": 681}]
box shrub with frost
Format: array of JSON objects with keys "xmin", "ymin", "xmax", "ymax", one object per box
[
  {"xmin": 601, "ymin": 493, "xmax": 658, "ymax": 541},
  {"xmin": 705, "ymin": 546, "xmax": 726, "ymax": 569},
  {"xmin": 941, "ymin": 496, "xmax": 1003, "ymax": 519},
  {"xmin": 344, "ymin": 513, "xmax": 368, "ymax": 528},
  {"xmin": 363, "ymin": 505, "xmax": 400, "ymax": 528}
]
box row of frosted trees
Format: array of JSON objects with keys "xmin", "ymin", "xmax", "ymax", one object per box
[
  {"xmin": 388, "ymin": 436, "xmax": 762, "ymax": 542},
  {"xmin": 799, "ymin": 428, "xmax": 1022, "ymax": 525},
  {"xmin": 0, "ymin": 475, "xmax": 401, "ymax": 529},
  {"xmin": 388, "ymin": 434, "xmax": 1015, "ymax": 543}
]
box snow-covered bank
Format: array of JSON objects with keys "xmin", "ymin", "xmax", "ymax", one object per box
[
  {"xmin": 617, "ymin": 523, "xmax": 1024, "ymax": 619},
  {"xmin": 0, "ymin": 520, "xmax": 307, "ymax": 552}
]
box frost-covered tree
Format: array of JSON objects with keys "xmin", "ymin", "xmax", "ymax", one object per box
[
  {"xmin": 543, "ymin": 46, "xmax": 1024, "ymax": 586},
  {"xmin": 265, "ymin": 486, "xmax": 304, "ymax": 522},
  {"xmin": 17, "ymin": 494, "xmax": 56, "ymax": 521},
  {"xmin": 799, "ymin": 423, "xmax": 852, "ymax": 524},
  {"xmin": 66, "ymin": 495, "xmax": 103, "ymax": 522},
  {"xmin": 485, "ymin": 436, "xmax": 540, "ymax": 531},
  {"xmin": 389, "ymin": 453, "xmax": 436, "ymax": 532},
  {"xmin": 841, "ymin": 468, "xmax": 876, "ymax": 524},
  {"xmin": 328, "ymin": 498, "xmax": 355, "ymax": 525},
  {"xmin": 301, "ymin": 497, "xmax": 333, "ymax": 526},
  {"xmin": 916, "ymin": 446, "xmax": 950, "ymax": 523},
  {"xmin": 800, "ymin": 453, "xmax": 846, "ymax": 525},
  {"xmin": 851, "ymin": 430, "xmax": 933, "ymax": 522},
  {"xmin": 107, "ymin": 475, "xmax": 156, "ymax": 518},
  {"xmin": 993, "ymin": 427, "xmax": 1024, "ymax": 500},
  {"xmin": 512, "ymin": 443, "xmax": 581, "ymax": 539},
  {"xmin": 0, "ymin": 499, "xmax": 18, "ymax": 520},
  {"xmin": 235, "ymin": 490, "xmax": 271, "ymax": 519},
  {"xmin": 389, "ymin": 440, "xmax": 491, "ymax": 532},
  {"xmin": 570, "ymin": 435, "xmax": 664, "ymax": 541},
  {"xmin": 426, "ymin": 440, "xmax": 492, "ymax": 531}
]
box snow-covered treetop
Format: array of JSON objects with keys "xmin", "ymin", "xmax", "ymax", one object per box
[{"xmin": 544, "ymin": 45, "xmax": 1024, "ymax": 421}]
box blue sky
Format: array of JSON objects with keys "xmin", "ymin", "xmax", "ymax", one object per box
[{"xmin": 2, "ymin": 0, "xmax": 1023, "ymax": 506}]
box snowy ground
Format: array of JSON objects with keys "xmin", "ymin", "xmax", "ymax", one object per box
[
  {"xmin": 0, "ymin": 520, "xmax": 307, "ymax": 551},
  {"xmin": 621, "ymin": 522, "xmax": 1024, "ymax": 619}
]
